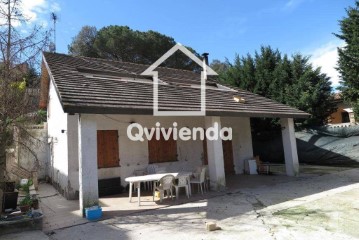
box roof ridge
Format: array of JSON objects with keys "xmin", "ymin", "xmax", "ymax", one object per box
[
  {"xmin": 43, "ymin": 52, "xmax": 286, "ymax": 100},
  {"xmin": 80, "ymin": 56, "xmax": 140, "ymax": 77},
  {"xmin": 45, "ymin": 51, "xmax": 208, "ymax": 75}
]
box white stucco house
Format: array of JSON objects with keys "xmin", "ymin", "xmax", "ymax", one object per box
[{"xmin": 39, "ymin": 51, "xmax": 309, "ymax": 213}]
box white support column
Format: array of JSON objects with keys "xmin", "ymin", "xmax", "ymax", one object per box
[
  {"xmin": 78, "ymin": 114, "xmax": 99, "ymax": 215},
  {"xmin": 67, "ymin": 114, "xmax": 79, "ymax": 200},
  {"xmin": 281, "ymin": 118, "xmax": 299, "ymax": 176},
  {"xmin": 233, "ymin": 117, "xmax": 253, "ymax": 174},
  {"xmin": 205, "ymin": 116, "xmax": 226, "ymax": 191}
]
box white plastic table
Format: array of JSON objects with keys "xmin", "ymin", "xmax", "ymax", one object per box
[{"xmin": 125, "ymin": 172, "xmax": 192, "ymax": 206}]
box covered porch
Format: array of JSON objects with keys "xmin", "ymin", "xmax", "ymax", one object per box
[
  {"xmin": 75, "ymin": 114, "xmax": 300, "ymax": 214},
  {"xmin": 39, "ymin": 165, "xmax": 354, "ymax": 232}
]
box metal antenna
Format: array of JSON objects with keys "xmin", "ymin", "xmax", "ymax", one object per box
[{"xmin": 51, "ymin": 12, "xmax": 58, "ymax": 52}]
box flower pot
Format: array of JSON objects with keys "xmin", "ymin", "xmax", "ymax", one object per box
[
  {"xmin": 85, "ymin": 206, "xmax": 102, "ymax": 221},
  {"xmin": 19, "ymin": 205, "xmax": 31, "ymax": 213},
  {"xmin": 32, "ymin": 199, "xmax": 39, "ymax": 209}
]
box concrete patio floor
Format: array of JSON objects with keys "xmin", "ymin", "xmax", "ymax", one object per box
[
  {"xmin": 45, "ymin": 166, "xmax": 358, "ymax": 240},
  {"xmin": 37, "ymin": 165, "xmax": 354, "ymax": 233},
  {"xmin": 2, "ymin": 165, "xmax": 358, "ymax": 239}
]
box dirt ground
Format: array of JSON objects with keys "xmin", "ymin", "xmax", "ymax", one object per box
[{"xmin": 46, "ymin": 167, "xmax": 359, "ymax": 240}]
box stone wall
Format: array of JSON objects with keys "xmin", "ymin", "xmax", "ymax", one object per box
[{"xmin": 6, "ymin": 124, "xmax": 49, "ymax": 182}]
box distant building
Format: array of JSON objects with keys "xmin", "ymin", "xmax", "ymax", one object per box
[{"xmin": 328, "ymin": 93, "xmax": 356, "ymax": 125}]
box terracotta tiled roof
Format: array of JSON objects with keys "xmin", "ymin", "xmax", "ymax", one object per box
[{"xmin": 41, "ymin": 52, "xmax": 310, "ymax": 118}]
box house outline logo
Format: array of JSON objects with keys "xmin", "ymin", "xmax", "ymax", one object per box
[{"xmin": 141, "ymin": 43, "xmax": 218, "ymax": 116}]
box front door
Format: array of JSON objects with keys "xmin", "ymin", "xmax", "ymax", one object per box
[
  {"xmin": 222, "ymin": 139, "xmax": 235, "ymax": 174},
  {"xmin": 202, "ymin": 139, "xmax": 235, "ymax": 174}
]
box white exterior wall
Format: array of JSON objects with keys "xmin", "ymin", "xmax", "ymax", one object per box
[
  {"xmin": 281, "ymin": 118, "xmax": 299, "ymax": 176},
  {"xmin": 205, "ymin": 117, "xmax": 225, "ymax": 190},
  {"xmin": 47, "ymin": 80, "xmax": 80, "ymax": 199},
  {"xmin": 56, "ymin": 112, "xmax": 254, "ymax": 196},
  {"xmin": 222, "ymin": 117, "xmax": 253, "ymax": 174},
  {"xmin": 78, "ymin": 114, "xmax": 99, "ymax": 212},
  {"xmin": 94, "ymin": 115, "xmax": 205, "ymax": 186},
  {"xmin": 47, "ymin": 80, "xmax": 69, "ymax": 196},
  {"xmin": 67, "ymin": 114, "xmax": 79, "ymax": 198}
]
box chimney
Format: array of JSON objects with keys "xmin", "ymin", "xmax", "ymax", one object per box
[{"xmin": 202, "ymin": 53, "xmax": 209, "ymax": 66}]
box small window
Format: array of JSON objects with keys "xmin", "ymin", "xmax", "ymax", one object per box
[
  {"xmin": 97, "ymin": 130, "xmax": 119, "ymax": 168},
  {"xmin": 148, "ymin": 131, "xmax": 177, "ymax": 163}
]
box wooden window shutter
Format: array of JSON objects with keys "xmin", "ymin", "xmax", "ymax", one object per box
[
  {"xmin": 148, "ymin": 131, "xmax": 177, "ymax": 163},
  {"xmin": 97, "ymin": 130, "xmax": 119, "ymax": 168},
  {"xmin": 148, "ymin": 137, "xmax": 159, "ymax": 164},
  {"xmin": 97, "ymin": 131, "xmax": 105, "ymax": 168},
  {"xmin": 161, "ymin": 136, "xmax": 177, "ymax": 162}
]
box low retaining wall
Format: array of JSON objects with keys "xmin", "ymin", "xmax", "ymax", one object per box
[{"xmin": 0, "ymin": 212, "xmax": 43, "ymax": 235}]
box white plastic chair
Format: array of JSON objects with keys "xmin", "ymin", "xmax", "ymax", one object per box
[
  {"xmin": 147, "ymin": 164, "xmax": 158, "ymax": 174},
  {"xmin": 133, "ymin": 169, "xmax": 149, "ymax": 191},
  {"xmin": 203, "ymin": 165, "xmax": 210, "ymax": 192},
  {"xmin": 191, "ymin": 167, "xmax": 206, "ymax": 195},
  {"xmin": 174, "ymin": 175, "xmax": 190, "ymax": 200},
  {"xmin": 146, "ymin": 165, "xmax": 159, "ymax": 190},
  {"xmin": 153, "ymin": 175, "xmax": 175, "ymax": 203}
]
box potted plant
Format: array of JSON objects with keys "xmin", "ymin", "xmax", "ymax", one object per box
[
  {"xmin": 85, "ymin": 202, "xmax": 102, "ymax": 221},
  {"xmin": 20, "ymin": 179, "xmax": 33, "ymax": 193},
  {"xmin": 19, "ymin": 194, "xmax": 33, "ymax": 213},
  {"xmin": 31, "ymin": 196, "xmax": 39, "ymax": 209}
]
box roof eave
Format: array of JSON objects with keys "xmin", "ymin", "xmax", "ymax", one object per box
[{"xmin": 64, "ymin": 105, "xmax": 310, "ymax": 119}]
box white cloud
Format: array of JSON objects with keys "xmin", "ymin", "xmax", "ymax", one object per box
[
  {"xmin": 0, "ymin": 0, "xmax": 60, "ymax": 27},
  {"xmin": 309, "ymin": 41, "xmax": 344, "ymax": 88},
  {"xmin": 23, "ymin": 0, "xmax": 61, "ymax": 23},
  {"xmin": 22, "ymin": 0, "xmax": 46, "ymax": 22}
]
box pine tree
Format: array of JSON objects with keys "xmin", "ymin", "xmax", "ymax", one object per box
[
  {"xmin": 218, "ymin": 46, "xmax": 336, "ymax": 126},
  {"xmin": 335, "ymin": 1, "xmax": 359, "ymax": 119},
  {"xmin": 69, "ymin": 25, "xmax": 201, "ymax": 71}
]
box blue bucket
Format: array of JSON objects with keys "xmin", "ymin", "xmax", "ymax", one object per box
[{"xmin": 85, "ymin": 206, "xmax": 102, "ymax": 221}]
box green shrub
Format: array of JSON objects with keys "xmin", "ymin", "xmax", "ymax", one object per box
[
  {"xmin": 20, "ymin": 179, "xmax": 33, "ymax": 193},
  {"xmin": 19, "ymin": 194, "xmax": 33, "ymax": 206}
]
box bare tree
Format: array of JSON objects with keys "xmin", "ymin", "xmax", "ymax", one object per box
[{"xmin": 0, "ymin": 0, "xmax": 50, "ymax": 172}]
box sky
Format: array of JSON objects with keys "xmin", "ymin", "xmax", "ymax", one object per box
[{"xmin": 17, "ymin": 0, "xmax": 356, "ymax": 88}]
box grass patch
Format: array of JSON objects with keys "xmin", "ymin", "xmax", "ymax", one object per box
[{"xmin": 273, "ymin": 206, "xmax": 329, "ymax": 221}]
